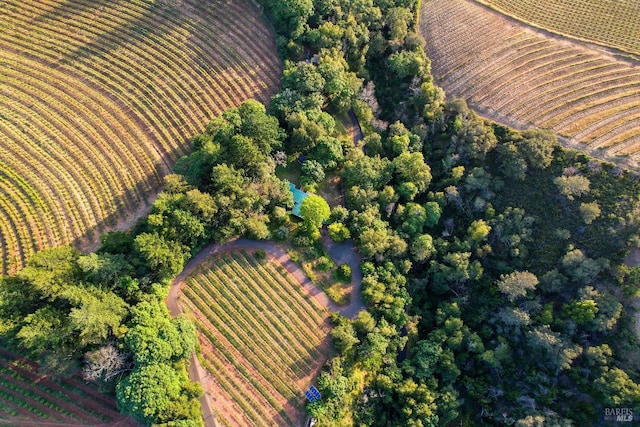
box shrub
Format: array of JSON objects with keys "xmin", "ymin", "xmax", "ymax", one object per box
[
  {"xmin": 328, "ymin": 222, "xmax": 351, "ymax": 242},
  {"xmin": 336, "ymin": 263, "xmax": 352, "ymax": 282},
  {"xmin": 293, "ymin": 235, "xmax": 313, "ymax": 247},
  {"xmin": 274, "ymin": 225, "xmax": 290, "ymax": 240},
  {"xmin": 301, "ymin": 160, "xmax": 325, "ymax": 183},
  {"xmin": 317, "ymin": 256, "xmax": 334, "ymax": 272},
  {"xmin": 255, "ymin": 250, "xmax": 266, "ymax": 260}
]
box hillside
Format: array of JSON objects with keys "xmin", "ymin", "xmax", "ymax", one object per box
[
  {"xmin": 420, "ymin": 0, "xmax": 640, "ymax": 170},
  {"xmin": 0, "ymin": 0, "xmax": 281, "ymax": 275},
  {"xmin": 474, "ymin": 0, "xmax": 640, "ymax": 58}
]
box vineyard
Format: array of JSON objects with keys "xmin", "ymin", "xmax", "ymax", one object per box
[
  {"xmin": 0, "ymin": 0, "xmax": 281, "ymax": 275},
  {"xmin": 180, "ymin": 250, "xmax": 330, "ymax": 427},
  {"xmin": 0, "ymin": 346, "xmax": 131, "ymax": 425},
  {"xmin": 474, "ymin": 0, "xmax": 640, "ymax": 58},
  {"xmin": 420, "ymin": 0, "xmax": 640, "ymax": 170}
]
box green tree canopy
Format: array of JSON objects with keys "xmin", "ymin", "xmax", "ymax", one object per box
[
  {"xmin": 134, "ymin": 233, "xmax": 188, "ymax": 281},
  {"xmin": 116, "ymin": 363, "xmax": 199, "ymax": 426},
  {"xmin": 124, "ymin": 301, "xmax": 196, "ymax": 365},
  {"xmin": 300, "ymin": 194, "xmax": 330, "ymax": 230}
]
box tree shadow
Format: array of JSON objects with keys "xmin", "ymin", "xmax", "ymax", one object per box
[{"xmin": 70, "ymin": 161, "xmax": 166, "ymax": 253}]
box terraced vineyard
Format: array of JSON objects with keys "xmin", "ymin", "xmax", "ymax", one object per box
[
  {"xmin": 0, "ymin": 347, "xmax": 132, "ymax": 425},
  {"xmin": 474, "ymin": 0, "xmax": 640, "ymax": 58},
  {"xmin": 0, "ymin": 0, "xmax": 281, "ymax": 275},
  {"xmin": 180, "ymin": 251, "xmax": 330, "ymax": 427},
  {"xmin": 420, "ymin": 0, "xmax": 640, "ymax": 170}
]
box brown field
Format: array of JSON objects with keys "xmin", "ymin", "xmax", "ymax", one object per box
[
  {"xmin": 420, "ymin": 0, "xmax": 640, "ymax": 170},
  {"xmin": 0, "ymin": 0, "xmax": 281, "ymax": 275},
  {"xmin": 474, "ymin": 0, "xmax": 640, "ymax": 58}
]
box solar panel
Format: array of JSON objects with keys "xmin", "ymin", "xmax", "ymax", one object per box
[
  {"xmin": 305, "ymin": 390, "xmax": 316, "ymax": 402},
  {"xmin": 310, "ymin": 386, "xmax": 321, "ymax": 400}
]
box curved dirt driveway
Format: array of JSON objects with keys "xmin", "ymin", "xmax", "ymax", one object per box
[{"xmin": 166, "ymin": 237, "xmax": 366, "ymax": 427}]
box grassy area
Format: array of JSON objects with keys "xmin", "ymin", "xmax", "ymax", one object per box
[
  {"xmin": 276, "ymin": 161, "xmax": 302, "ymax": 186},
  {"xmin": 317, "ymin": 170, "xmax": 344, "ymax": 208},
  {"xmin": 180, "ymin": 251, "xmax": 331, "ymax": 426},
  {"xmin": 289, "ymin": 240, "xmax": 352, "ymax": 305}
]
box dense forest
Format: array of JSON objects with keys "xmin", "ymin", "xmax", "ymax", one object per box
[{"xmin": 0, "ymin": 0, "xmax": 639, "ymax": 425}]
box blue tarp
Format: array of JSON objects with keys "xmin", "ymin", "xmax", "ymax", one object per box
[{"xmin": 289, "ymin": 182, "xmax": 309, "ymax": 218}]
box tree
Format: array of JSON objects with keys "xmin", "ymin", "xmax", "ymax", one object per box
[
  {"xmin": 561, "ymin": 249, "xmax": 603, "ymax": 283},
  {"xmin": 497, "ymin": 271, "xmax": 538, "ymax": 301},
  {"xmin": 393, "ymin": 152, "xmax": 432, "ymax": 195},
  {"xmin": 580, "ymin": 202, "xmax": 601, "ymax": 224},
  {"xmin": 209, "ymin": 99, "xmax": 284, "ymax": 156},
  {"xmin": 396, "ymin": 203, "xmax": 427, "ymax": 237},
  {"xmin": 163, "ymin": 174, "xmax": 191, "ymax": 194},
  {"xmin": 593, "ymin": 367, "xmax": 640, "ymax": 407},
  {"xmin": 467, "ymin": 219, "xmax": 491, "ymax": 243},
  {"xmin": 280, "ymin": 62, "xmax": 325, "ymax": 95},
  {"xmin": 77, "ymin": 252, "xmax": 133, "ymax": 288},
  {"xmin": 563, "ymin": 299, "xmax": 598, "ymax": 325},
  {"xmin": 266, "ymin": 0, "xmax": 313, "ymax": 39},
  {"xmin": 244, "ymin": 214, "xmax": 270, "ymax": 240},
  {"xmin": 287, "ymin": 110, "xmax": 335, "ymax": 154},
  {"xmin": 497, "ymin": 142, "xmax": 527, "ymax": 181},
  {"xmin": 388, "ymin": 49, "xmax": 427, "ymax": 79},
  {"xmin": 424, "ymin": 202, "xmax": 442, "ymax": 228},
  {"xmin": 385, "ymin": 7, "xmax": 413, "ymax": 43},
  {"xmin": 318, "ymin": 48, "xmax": 363, "ymax": 113},
  {"xmin": 451, "ymin": 107, "xmax": 497, "ymax": 161},
  {"xmin": 343, "ymin": 155, "xmax": 392, "ymax": 190},
  {"xmin": 328, "ymin": 222, "xmax": 351, "ymax": 242},
  {"xmin": 554, "ymin": 175, "xmax": 590, "ymax": 200},
  {"xmin": 16, "ymin": 306, "xmax": 70, "ymax": 357},
  {"xmin": 116, "ymin": 363, "xmax": 182, "ymax": 425},
  {"xmin": 331, "ymin": 322, "xmax": 359, "ymax": 355},
  {"xmin": 313, "ymin": 136, "xmax": 344, "ymax": 169},
  {"xmin": 516, "ymin": 129, "xmax": 557, "ymax": 170},
  {"xmin": 300, "ymin": 194, "xmax": 330, "ymax": 230},
  {"xmin": 301, "ymin": 159, "xmax": 326, "ymax": 184},
  {"xmin": 69, "ymin": 288, "xmax": 127, "ymax": 346},
  {"xmin": 358, "ymin": 228, "xmax": 391, "ymax": 259},
  {"xmin": 411, "ymin": 234, "xmax": 435, "ymax": 262},
  {"xmin": 125, "ymin": 301, "xmax": 196, "ymax": 365},
  {"xmin": 134, "ymin": 233, "xmax": 187, "ymax": 281},
  {"xmin": 411, "ymin": 339, "xmax": 442, "ymax": 380},
  {"xmin": 83, "ymin": 344, "xmax": 129, "ymax": 383}
]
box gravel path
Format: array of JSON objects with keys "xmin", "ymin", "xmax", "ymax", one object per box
[{"xmin": 166, "ymin": 237, "xmax": 366, "ymax": 427}]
